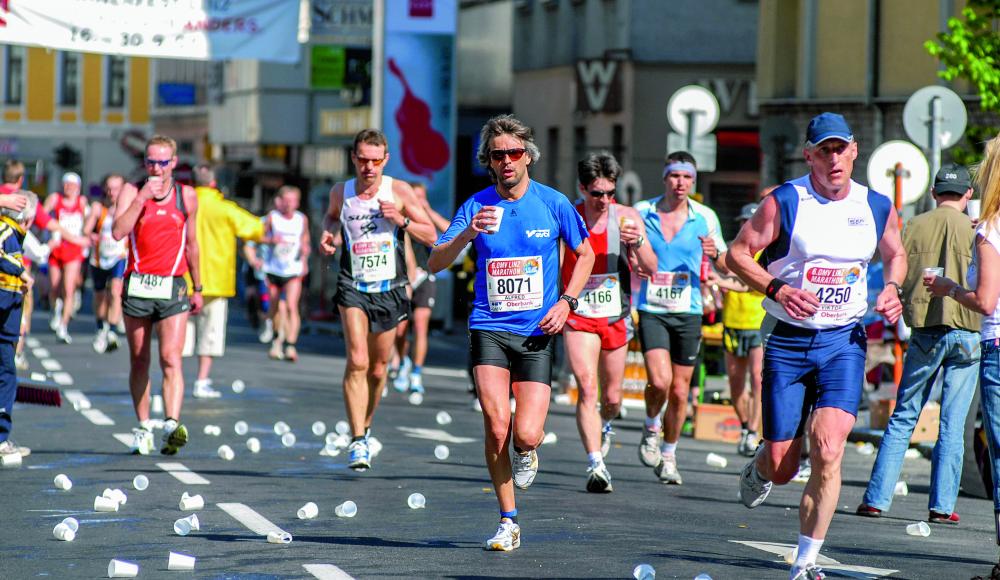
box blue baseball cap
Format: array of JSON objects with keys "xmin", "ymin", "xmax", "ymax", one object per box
[{"xmin": 806, "ymin": 112, "xmax": 853, "ymax": 146}]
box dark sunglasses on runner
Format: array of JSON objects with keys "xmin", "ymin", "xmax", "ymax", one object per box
[
  {"xmin": 588, "ymin": 189, "xmax": 616, "ymax": 199},
  {"xmin": 489, "ymin": 148, "xmax": 527, "ymax": 162},
  {"xmin": 144, "ymin": 158, "xmax": 172, "ymax": 168}
]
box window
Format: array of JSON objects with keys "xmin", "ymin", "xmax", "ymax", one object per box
[
  {"xmin": 573, "ymin": 125, "xmax": 587, "ymax": 163},
  {"xmin": 5, "ymin": 45, "xmax": 25, "ymax": 105},
  {"xmin": 60, "ymin": 52, "xmax": 80, "ymax": 106},
  {"xmin": 106, "ymin": 56, "xmax": 126, "ymax": 108},
  {"xmin": 612, "ymin": 124, "xmax": 624, "ymax": 162}
]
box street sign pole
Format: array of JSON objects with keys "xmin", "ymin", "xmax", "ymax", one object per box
[
  {"xmin": 684, "ymin": 110, "xmax": 702, "ymax": 153},
  {"xmin": 927, "ymin": 96, "xmax": 943, "ymax": 212}
]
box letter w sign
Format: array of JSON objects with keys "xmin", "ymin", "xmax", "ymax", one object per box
[{"xmin": 576, "ymin": 59, "xmax": 622, "ymax": 113}]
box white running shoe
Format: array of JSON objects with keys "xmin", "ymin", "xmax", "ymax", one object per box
[
  {"xmin": 485, "ymin": 520, "xmax": 521, "ymax": 551},
  {"xmin": 13, "ymin": 351, "xmax": 28, "ymax": 371},
  {"xmin": 585, "ymin": 462, "xmax": 613, "ymax": 493},
  {"xmin": 50, "ymin": 299, "xmax": 62, "ymax": 331},
  {"xmin": 791, "ymin": 564, "xmax": 826, "ymax": 579},
  {"xmin": 192, "ymin": 379, "xmax": 222, "ymax": 399},
  {"xmin": 348, "ymin": 439, "xmax": 371, "ymax": 470},
  {"xmin": 512, "ymin": 449, "xmax": 538, "ymax": 489},
  {"xmin": 56, "ymin": 325, "xmax": 71, "ymax": 344},
  {"xmin": 130, "ymin": 428, "xmax": 155, "ymax": 456},
  {"xmin": 738, "ymin": 450, "xmax": 773, "ymax": 508},
  {"xmin": 638, "ymin": 427, "xmax": 662, "ymax": 467},
  {"xmin": 107, "ymin": 331, "xmax": 120, "ymax": 352},
  {"xmin": 791, "ymin": 458, "xmax": 812, "ymax": 484},
  {"xmin": 471, "ymin": 397, "xmax": 483, "ymax": 412},
  {"xmin": 92, "ymin": 329, "xmax": 108, "ymax": 354},
  {"xmin": 654, "ymin": 454, "xmax": 683, "ymax": 485},
  {"xmin": 258, "ymin": 319, "xmax": 274, "ymax": 343}
]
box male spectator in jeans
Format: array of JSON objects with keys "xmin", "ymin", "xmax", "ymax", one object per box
[{"xmin": 857, "ymin": 163, "xmax": 980, "ymax": 524}]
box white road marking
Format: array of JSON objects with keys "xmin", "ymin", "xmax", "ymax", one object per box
[
  {"xmin": 51, "ymin": 372, "xmax": 73, "ymax": 385},
  {"xmin": 25, "ymin": 337, "xmax": 39, "ymax": 348},
  {"xmin": 218, "ymin": 503, "xmax": 287, "ymax": 536},
  {"xmin": 304, "ymin": 564, "xmax": 356, "ymax": 580},
  {"xmin": 40, "ymin": 358, "xmax": 62, "ymax": 371},
  {"xmin": 113, "ymin": 433, "xmax": 134, "ymax": 448},
  {"xmin": 421, "ymin": 366, "xmax": 467, "ymax": 379},
  {"xmin": 397, "ymin": 426, "xmax": 477, "ymax": 444},
  {"xmin": 81, "ymin": 409, "xmax": 115, "ymax": 425},
  {"xmin": 732, "ymin": 541, "xmax": 898, "ymax": 578},
  {"xmin": 32, "ymin": 347, "xmax": 50, "ymax": 358},
  {"xmin": 157, "ymin": 462, "xmax": 211, "ymax": 485}
]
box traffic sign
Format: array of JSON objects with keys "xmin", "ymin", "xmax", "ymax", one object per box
[
  {"xmin": 903, "ymin": 86, "xmax": 967, "ymax": 149},
  {"xmin": 667, "ymin": 85, "xmax": 720, "ymax": 137},
  {"xmin": 866, "ymin": 140, "xmax": 930, "ymax": 206}
]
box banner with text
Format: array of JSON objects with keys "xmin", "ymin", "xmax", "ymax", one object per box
[
  {"xmin": 381, "ymin": 0, "xmax": 456, "ymax": 216},
  {"xmin": 0, "ymin": 0, "xmax": 302, "ymax": 63}
]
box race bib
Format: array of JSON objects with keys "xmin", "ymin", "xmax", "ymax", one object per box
[
  {"xmin": 127, "ymin": 273, "xmax": 172, "ymax": 300},
  {"xmin": 274, "ymin": 240, "xmax": 296, "ymax": 261},
  {"xmin": 99, "ymin": 236, "xmax": 126, "ymax": 259},
  {"xmin": 350, "ymin": 235, "xmax": 396, "ymax": 282},
  {"xmin": 800, "ymin": 259, "xmax": 864, "ymax": 324},
  {"xmin": 646, "ymin": 271, "xmax": 692, "ymax": 313},
  {"xmin": 59, "ymin": 213, "xmax": 84, "ymax": 237},
  {"xmin": 578, "ymin": 273, "xmax": 623, "ymax": 318},
  {"xmin": 486, "ymin": 256, "xmax": 544, "ymax": 312}
]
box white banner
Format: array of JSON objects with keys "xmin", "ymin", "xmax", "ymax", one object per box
[{"xmin": 0, "ymin": 0, "xmax": 302, "ymax": 63}]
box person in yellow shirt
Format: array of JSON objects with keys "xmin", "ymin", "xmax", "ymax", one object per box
[
  {"xmin": 183, "ymin": 164, "xmax": 265, "ymax": 398},
  {"xmin": 718, "ymin": 202, "xmax": 766, "ymax": 456}
]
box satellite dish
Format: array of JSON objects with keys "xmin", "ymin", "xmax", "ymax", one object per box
[
  {"xmin": 866, "ymin": 140, "xmax": 930, "ymax": 206},
  {"xmin": 903, "ymin": 86, "xmax": 967, "ymax": 150},
  {"xmin": 666, "ymin": 85, "xmax": 719, "ymax": 137}
]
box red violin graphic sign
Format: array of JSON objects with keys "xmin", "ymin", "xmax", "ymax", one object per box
[{"xmin": 382, "ymin": 0, "xmax": 456, "ymax": 213}]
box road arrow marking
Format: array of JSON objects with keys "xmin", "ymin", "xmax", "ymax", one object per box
[
  {"xmin": 731, "ymin": 540, "xmax": 898, "ymax": 578},
  {"xmin": 81, "ymin": 409, "xmax": 114, "ymax": 425},
  {"xmin": 304, "ymin": 564, "xmax": 356, "ymax": 580}
]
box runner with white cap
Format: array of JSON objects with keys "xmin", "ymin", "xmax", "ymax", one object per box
[{"xmin": 43, "ymin": 171, "xmax": 91, "ymax": 343}]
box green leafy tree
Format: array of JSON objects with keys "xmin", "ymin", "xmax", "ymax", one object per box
[{"xmin": 925, "ymin": 0, "xmax": 1000, "ymax": 166}]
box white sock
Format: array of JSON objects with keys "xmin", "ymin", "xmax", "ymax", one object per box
[
  {"xmin": 139, "ymin": 419, "xmax": 154, "ymax": 431},
  {"xmin": 644, "ymin": 416, "xmax": 661, "ymax": 431},
  {"xmin": 660, "ymin": 441, "xmax": 678, "ymax": 457},
  {"xmin": 587, "ymin": 451, "xmax": 603, "ymax": 468},
  {"xmin": 792, "ymin": 534, "xmax": 823, "ymax": 574}
]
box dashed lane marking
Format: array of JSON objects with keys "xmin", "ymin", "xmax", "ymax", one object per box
[
  {"xmin": 81, "ymin": 409, "xmax": 115, "ymax": 425},
  {"xmin": 25, "ymin": 337, "xmax": 39, "ymax": 348},
  {"xmin": 304, "ymin": 564, "xmax": 356, "ymax": 580},
  {"xmin": 51, "ymin": 372, "xmax": 73, "ymax": 385},
  {"xmin": 40, "ymin": 358, "xmax": 62, "ymax": 371},
  {"xmin": 421, "ymin": 366, "xmax": 467, "ymax": 379},
  {"xmin": 397, "ymin": 426, "xmax": 477, "ymax": 444},
  {"xmin": 157, "ymin": 462, "xmax": 211, "ymax": 485},
  {"xmin": 113, "ymin": 433, "xmax": 134, "ymax": 448},
  {"xmin": 218, "ymin": 503, "xmax": 288, "ymax": 536},
  {"xmin": 32, "ymin": 347, "xmax": 50, "ymax": 358}
]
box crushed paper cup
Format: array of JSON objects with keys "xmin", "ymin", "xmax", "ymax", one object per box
[
  {"xmin": 904, "ymin": 448, "xmax": 921, "ymax": 460},
  {"xmin": 633, "ymin": 563, "xmax": 655, "ymax": 580},
  {"xmin": 435, "ymin": 411, "xmax": 452, "ymax": 426},
  {"xmin": 706, "ymin": 453, "xmax": 727, "ymax": 468},
  {"xmin": 273, "ymin": 421, "xmax": 291, "ymax": 435},
  {"xmin": 335, "ymin": 501, "xmax": 358, "ymax": 518},
  {"xmin": 1, "ymin": 453, "xmax": 22, "ymax": 468},
  {"xmin": 297, "ymin": 502, "xmax": 318, "ymax": 519},
  {"xmin": 783, "ymin": 547, "xmax": 798, "ymax": 565},
  {"xmin": 132, "ymin": 475, "xmax": 149, "ymax": 491},
  {"xmin": 542, "ymin": 432, "xmax": 558, "ymax": 445},
  {"xmin": 203, "ymin": 425, "xmax": 222, "ymax": 436},
  {"xmin": 408, "ymin": 391, "xmax": 424, "ymax": 406},
  {"xmin": 407, "ymin": 493, "xmax": 426, "ymax": 509},
  {"xmin": 174, "ymin": 514, "xmax": 200, "ymax": 536},
  {"xmin": 104, "ymin": 488, "xmax": 127, "ymax": 506},
  {"xmin": 332, "ymin": 434, "xmax": 350, "ymax": 449},
  {"xmin": 61, "ymin": 517, "xmax": 79, "ymax": 533},
  {"xmin": 94, "ymin": 495, "xmax": 120, "ymax": 512},
  {"xmin": 234, "ymin": 420, "xmax": 249, "ymax": 435},
  {"xmin": 906, "ymin": 521, "xmax": 931, "ymax": 537},
  {"xmin": 857, "ymin": 442, "xmax": 875, "ymax": 456},
  {"xmin": 312, "ymin": 421, "xmax": 327, "ymax": 436},
  {"xmin": 231, "ymin": 379, "xmax": 246, "ymax": 393},
  {"xmin": 694, "ymin": 574, "xmax": 713, "ymax": 580},
  {"xmin": 894, "ymin": 481, "xmax": 909, "ymax": 496},
  {"xmin": 335, "ymin": 420, "xmax": 350, "ymax": 435},
  {"xmin": 281, "ymin": 432, "xmax": 296, "ymax": 447},
  {"xmin": 368, "ymin": 436, "xmax": 382, "ymax": 458},
  {"xmin": 218, "ymin": 445, "xmax": 235, "ymax": 461},
  {"xmin": 267, "ymin": 531, "xmax": 292, "ymax": 544},
  {"xmin": 179, "ymin": 492, "xmax": 205, "ymax": 511},
  {"xmin": 325, "ymin": 432, "xmax": 338, "ymax": 445},
  {"xmin": 246, "ymin": 437, "xmax": 261, "ymax": 453},
  {"xmin": 53, "ymin": 522, "xmax": 76, "ymax": 541},
  {"xmin": 320, "ymin": 444, "xmax": 341, "ymax": 457},
  {"xmin": 167, "ymin": 551, "xmax": 195, "ymax": 571},
  {"xmin": 434, "ymin": 445, "xmax": 450, "ymax": 461},
  {"xmin": 54, "ymin": 473, "xmax": 72, "ymax": 491},
  {"xmin": 107, "ymin": 558, "xmax": 138, "ymax": 578}
]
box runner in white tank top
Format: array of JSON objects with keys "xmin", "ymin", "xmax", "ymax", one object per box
[
  {"xmin": 262, "ymin": 186, "xmax": 310, "ymax": 362},
  {"xmin": 83, "ymin": 173, "xmax": 129, "ymax": 353}
]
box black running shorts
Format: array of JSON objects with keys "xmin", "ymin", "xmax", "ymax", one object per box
[
  {"xmin": 411, "ymin": 278, "xmax": 436, "ymax": 310},
  {"xmin": 637, "ymin": 311, "xmax": 702, "ymax": 366},
  {"xmin": 469, "ymin": 329, "xmax": 554, "ymax": 385},
  {"xmin": 336, "ymin": 281, "xmax": 410, "ymax": 334},
  {"xmin": 122, "ymin": 275, "xmax": 191, "ymax": 322}
]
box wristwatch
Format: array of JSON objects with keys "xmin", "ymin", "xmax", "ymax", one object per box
[
  {"xmin": 400, "ymin": 217, "xmax": 411, "ymax": 229},
  {"xmin": 630, "ymin": 234, "xmax": 645, "ymax": 249},
  {"xmin": 559, "ymin": 295, "xmax": 579, "ymax": 311},
  {"xmin": 193, "ymin": 285, "xmax": 203, "ymax": 293},
  {"xmin": 886, "ymin": 281, "xmax": 903, "ymax": 297},
  {"xmin": 948, "ymin": 284, "xmax": 960, "ymax": 298}
]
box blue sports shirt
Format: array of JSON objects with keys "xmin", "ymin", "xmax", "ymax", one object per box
[{"xmin": 634, "ymin": 197, "xmax": 709, "ymax": 315}]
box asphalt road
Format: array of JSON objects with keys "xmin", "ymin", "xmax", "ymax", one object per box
[{"xmin": 1, "ymin": 308, "xmax": 999, "ymax": 579}]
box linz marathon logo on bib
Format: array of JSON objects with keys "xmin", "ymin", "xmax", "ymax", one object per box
[{"xmin": 806, "ymin": 266, "xmax": 860, "ymax": 285}]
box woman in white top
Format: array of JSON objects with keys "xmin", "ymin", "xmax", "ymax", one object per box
[
  {"xmin": 926, "ymin": 135, "xmax": 1000, "ymax": 561},
  {"xmin": 262, "ymin": 186, "xmax": 310, "ymax": 362}
]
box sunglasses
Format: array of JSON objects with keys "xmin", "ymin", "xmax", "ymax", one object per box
[
  {"xmin": 355, "ymin": 156, "xmax": 387, "ymax": 166},
  {"xmin": 588, "ymin": 189, "xmax": 616, "ymax": 199},
  {"xmin": 489, "ymin": 148, "xmax": 527, "ymax": 162},
  {"xmin": 144, "ymin": 158, "xmax": 172, "ymax": 168}
]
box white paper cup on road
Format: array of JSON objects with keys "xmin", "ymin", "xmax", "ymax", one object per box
[
  {"xmin": 151, "ymin": 394, "xmax": 164, "ymax": 415},
  {"xmin": 218, "ymin": 444, "xmax": 235, "ymax": 461},
  {"xmin": 179, "ymin": 492, "xmax": 204, "ymax": 511},
  {"xmin": 894, "ymin": 481, "xmax": 909, "ymax": 496},
  {"xmin": 435, "ymin": 411, "xmax": 452, "ymax": 426},
  {"xmin": 333, "ymin": 434, "xmax": 350, "ymax": 449},
  {"xmin": 53, "ymin": 522, "xmax": 76, "ymax": 541},
  {"xmin": 407, "ymin": 493, "xmax": 426, "ymax": 509},
  {"xmin": 273, "ymin": 421, "xmax": 290, "ymax": 435},
  {"xmin": 174, "ymin": 513, "xmax": 200, "ymax": 536},
  {"xmin": 335, "ymin": 501, "xmax": 358, "ymax": 518},
  {"xmin": 246, "ymin": 437, "xmax": 261, "ymax": 453},
  {"xmin": 312, "ymin": 421, "xmax": 327, "ymax": 436},
  {"xmin": 906, "ymin": 521, "xmax": 931, "ymax": 537},
  {"xmin": 706, "ymin": 453, "xmax": 727, "ymax": 468},
  {"xmin": 408, "ymin": 391, "xmax": 424, "ymax": 406},
  {"xmin": 167, "ymin": 551, "xmax": 196, "ymax": 571},
  {"xmin": 54, "ymin": 473, "xmax": 72, "ymax": 491},
  {"xmin": 904, "ymin": 448, "xmax": 921, "ymax": 460},
  {"xmin": 1, "ymin": 452, "xmax": 22, "ymax": 468},
  {"xmin": 297, "ymin": 501, "xmax": 319, "ymax": 519},
  {"xmin": 107, "ymin": 559, "xmax": 138, "ymax": 578},
  {"xmin": 633, "ymin": 563, "xmax": 655, "ymax": 580},
  {"xmin": 94, "ymin": 495, "xmax": 120, "ymax": 512},
  {"xmin": 368, "ymin": 436, "xmax": 383, "ymax": 458},
  {"xmin": 434, "ymin": 445, "xmax": 450, "ymax": 461},
  {"xmin": 281, "ymin": 432, "xmax": 296, "ymax": 447},
  {"xmin": 320, "ymin": 443, "xmax": 341, "ymax": 457},
  {"xmin": 234, "ymin": 420, "xmax": 249, "ymax": 435},
  {"xmin": 61, "ymin": 517, "xmax": 79, "ymax": 533},
  {"xmin": 267, "ymin": 531, "xmax": 292, "ymax": 544},
  {"xmin": 203, "ymin": 425, "xmax": 222, "ymax": 436},
  {"xmin": 104, "ymin": 488, "xmax": 127, "ymax": 506},
  {"xmin": 542, "ymin": 432, "xmax": 558, "ymax": 445},
  {"xmin": 231, "ymin": 379, "xmax": 246, "ymax": 393},
  {"xmin": 484, "ymin": 206, "xmax": 504, "ymax": 233},
  {"xmin": 335, "ymin": 420, "xmax": 350, "ymax": 435},
  {"xmin": 132, "ymin": 474, "xmax": 149, "ymax": 491}
]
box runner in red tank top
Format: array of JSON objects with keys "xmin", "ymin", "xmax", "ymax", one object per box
[
  {"xmin": 43, "ymin": 172, "xmax": 91, "ymax": 343},
  {"xmin": 112, "ymin": 134, "xmax": 202, "ymax": 457},
  {"xmin": 561, "ymin": 153, "xmax": 656, "ymax": 494}
]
